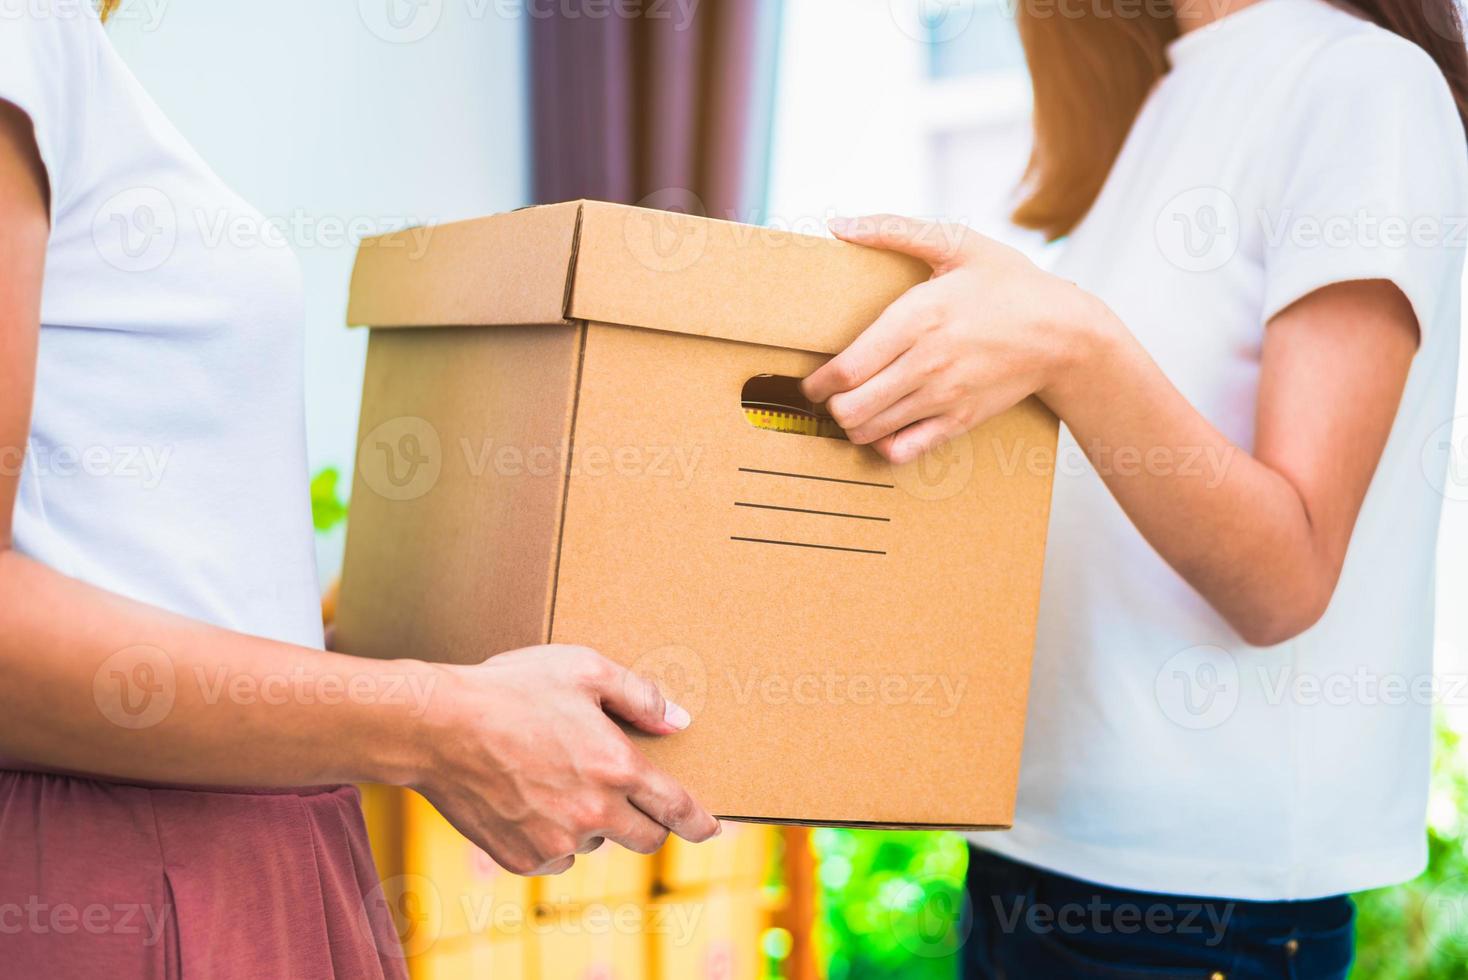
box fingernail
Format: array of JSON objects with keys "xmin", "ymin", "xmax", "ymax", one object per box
[
  {"xmin": 663, "ymin": 699, "xmax": 692, "ymax": 731},
  {"xmin": 714, "ymin": 820, "xmax": 725, "ymax": 837},
  {"xmin": 828, "ymin": 216, "xmax": 852, "ymax": 235}
]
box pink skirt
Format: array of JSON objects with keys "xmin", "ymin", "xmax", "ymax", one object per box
[{"xmin": 0, "ymin": 763, "xmax": 408, "ymax": 979}]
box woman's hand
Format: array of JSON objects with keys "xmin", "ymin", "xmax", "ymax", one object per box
[
  {"xmin": 410, "ymin": 644, "xmax": 719, "ymax": 877},
  {"xmin": 802, "ymin": 214, "xmax": 1109, "ymax": 463},
  {"xmin": 806, "ymin": 215, "xmax": 1420, "ymax": 647}
]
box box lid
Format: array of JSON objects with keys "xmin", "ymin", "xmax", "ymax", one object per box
[{"xmin": 347, "ymin": 200, "xmax": 932, "ymax": 356}]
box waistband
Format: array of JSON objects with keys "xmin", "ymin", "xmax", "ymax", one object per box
[{"xmin": 0, "ymin": 755, "xmax": 349, "ymax": 797}]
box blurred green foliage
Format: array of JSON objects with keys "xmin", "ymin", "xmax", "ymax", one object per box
[
  {"xmin": 816, "ymin": 714, "xmax": 1468, "ymax": 980},
  {"xmin": 1352, "ymin": 714, "xmax": 1468, "ymax": 978},
  {"xmin": 310, "ymin": 467, "xmax": 349, "ymax": 532},
  {"xmin": 814, "ymin": 829, "xmax": 967, "ymax": 980}
]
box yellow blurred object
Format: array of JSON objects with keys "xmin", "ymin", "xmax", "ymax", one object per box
[
  {"xmin": 357, "ymin": 783, "xmax": 406, "ymax": 885},
  {"xmin": 649, "ymin": 888, "xmax": 766, "ymax": 980},
  {"xmin": 400, "ymin": 790, "xmax": 535, "ymax": 944},
  {"xmin": 534, "ymin": 902, "xmax": 648, "ymax": 980},
  {"xmin": 741, "ymin": 405, "xmax": 846, "ymax": 440},
  {"xmin": 539, "ymin": 840, "xmax": 655, "ymax": 906},
  {"xmin": 410, "ymin": 936, "xmax": 528, "ymax": 980},
  {"xmin": 321, "ymin": 576, "xmax": 341, "ymax": 627},
  {"xmin": 660, "ymin": 822, "xmax": 773, "ymax": 893},
  {"xmin": 356, "ymin": 789, "xmax": 799, "ymax": 980}
]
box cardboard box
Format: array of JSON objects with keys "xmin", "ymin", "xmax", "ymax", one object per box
[{"xmin": 338, "ymin": 201, "xmax": 1057, "ymax": 829}]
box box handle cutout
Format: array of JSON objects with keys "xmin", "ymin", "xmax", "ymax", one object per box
[{"xmin": 741, "ymin": 375, "xmax": 848, "ymax": 441}]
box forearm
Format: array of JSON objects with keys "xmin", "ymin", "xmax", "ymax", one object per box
[
  {"xmin": 0, "ymin": 548, "xmax": 434, "ymax": 787},
  {"xmin": 1042, "ymin": 302, "xmax": 1331, "ymax": 646},
  {"xmin": 812, "ymin": 219, "xmax": 1417, "ymax": 646}
]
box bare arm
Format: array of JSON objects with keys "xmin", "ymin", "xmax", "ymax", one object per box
[
  {"xmin": 804, "ymin": 216, "xmax": 1417, "ymax": 647},
  {"xmin": 0, "ymin": 102, "xmax": 717, "ymax": 873},
  {"xmin": 0, "ymin": 103, "xmax": 376, "ymax": 785},
  {"xmin": 1043, "ymin": 279, "xmax": 1414, "ymax": 646}
]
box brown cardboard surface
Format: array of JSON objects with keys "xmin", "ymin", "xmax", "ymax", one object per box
[
  {"xmin": 338, "ymin": 201, "xmax": 1058, "ymax": 829},
  {"xmin": 549, "ymin": 325, "xmax": 1051, "ymax": 827},
  {"xmin": 336, "ymin": 323, "xmax": 583, "ymax": 664},
  {"xmin": 568, "ymin": 201, "xmax": 932, "ymax": 354},
  {"xmin": 347, "ymin": 200, "xmax": 930, "ymax": 355},
  {"xmin": 346, "ymin": 202, "xmax": 582, "ymax": 329}
]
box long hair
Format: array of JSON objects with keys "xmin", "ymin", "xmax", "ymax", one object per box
[
  {"xmin": 1012, "ymin": 0, "xmax": 1468, "ymax": 240},
  {"xmin": 99, "ymin": 0, "xmax": 120, "ymax": 20}
]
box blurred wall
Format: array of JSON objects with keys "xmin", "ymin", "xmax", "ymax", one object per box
[{"xmin": 106, "ymin": 1, "xmax": 531, "ymax": 580}]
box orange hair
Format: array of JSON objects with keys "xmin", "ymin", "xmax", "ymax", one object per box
[
  {"xmin": 1013, "ymin": 0, "xmax": 1468, "ymax": 240},
  {"xmin": 99, "ymin": 0, "xmax": 120, "ymax": 20},
  {"xmin": 1011, "ymin": 4, "xmax": 1175, "ymax": 240}
]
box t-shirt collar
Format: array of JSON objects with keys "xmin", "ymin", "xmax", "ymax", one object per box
[{"xmin": 1167, "ymin": 0, "xmax": 1314, "ymax": 66}]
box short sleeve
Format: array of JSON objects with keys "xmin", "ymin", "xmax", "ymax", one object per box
[
  {"xmin": 0, "ymin": 7, "xmax": 97, "ymax": 216},
  {"xmin": 1261, "ymin": 30, "xmax": 1468, "ymax": 340}
]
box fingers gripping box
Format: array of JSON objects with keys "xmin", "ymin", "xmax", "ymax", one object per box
[{"xmin": 338, "ymin": 201, "xmax": 1058, "ymax": 829}]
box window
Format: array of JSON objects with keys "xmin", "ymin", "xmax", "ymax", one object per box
[{"xmin": 767, "ymin": 0, "xmax": 1041, "ymax": 253}]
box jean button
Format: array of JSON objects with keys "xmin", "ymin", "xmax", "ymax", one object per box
[
  {"xmin": 1284, "ymin": 938, "xmax": 1300, "ymax": 956},
  {"xmin": 1210, "ymin": 973, "xmax": 1226, "ymax": 980}
]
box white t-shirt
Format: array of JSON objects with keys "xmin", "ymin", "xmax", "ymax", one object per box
[
  {"xmin": 979, "ymin": 0, "xmax": 1468, "ymax": 900},
  {"xmin": 1, "ymin": 6, "xmax": 322, "ymax": 648}
]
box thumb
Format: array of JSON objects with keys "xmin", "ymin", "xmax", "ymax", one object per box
[
  {"xmin": 829, "ymin": 214, "xmax": 971, "ymax": 271},
  {"xmin": 591, "ymin": 660, "xmax": 693, "ymax": 736}
]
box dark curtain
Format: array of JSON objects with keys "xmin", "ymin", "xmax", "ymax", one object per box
[{"xmin": 529, "ymin": 0, "xmax": 783, "ymax": 221}]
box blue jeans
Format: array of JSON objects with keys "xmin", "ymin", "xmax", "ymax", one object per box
[{"xmin": 961, "ymin": 846, "xmax": 1355, "ymax": 979}]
